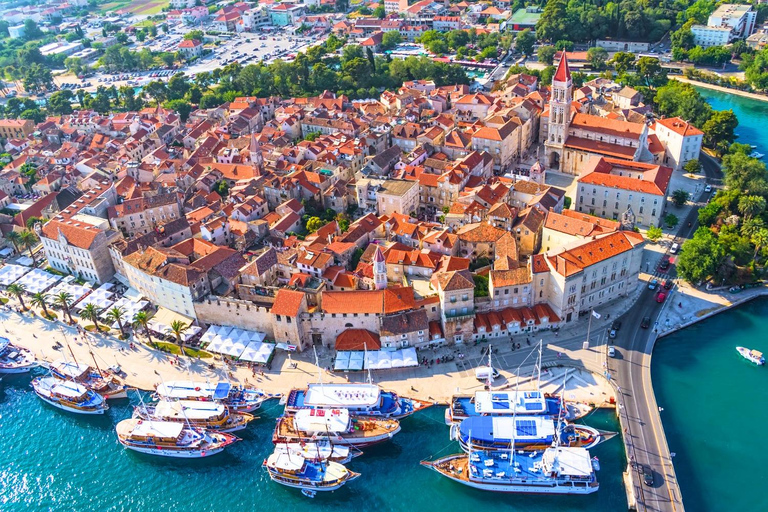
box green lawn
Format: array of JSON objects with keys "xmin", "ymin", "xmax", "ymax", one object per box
[{"xmin": 150, "ymin": 341, "xmax": 213, "ymax": 359}]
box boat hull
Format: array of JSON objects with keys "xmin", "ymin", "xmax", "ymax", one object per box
[
  {"xmin": 266, "ymin": 472, "xmax": 355, "ymax": 492},
  {"xmin": 119, "ymin": 441, "xmax": 225, "ymax": 458},
  {"xmin": 34, "ymin": 392, "xmax": 107, "ymax": 415},
  {"xmin": 0, "ymin": 364, "xmax": 36, "ymax": 375},
  {"xmin": 273, "ymin": 427, "xmax": 400, "ymax": 448},
  {"xmin": 424, "ymin": 465, "xmax": 598, "ymax": 494}
]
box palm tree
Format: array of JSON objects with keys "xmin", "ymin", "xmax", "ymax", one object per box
[
  {"xmin": 30, "ymin": 292, "xmax": 51, "ymax": 318},
  {"xmin": 54, "ymin": 291, "xmax": 75, "ymax": 324},
  {"xmin": 169, "ymin": 320, "xmax": 189, "ymax": 348},
  {"xmin": 106, "ymin": 306, "xmax": 127, "ymax": 337},
  {"xmin": 133, "ymin": 310, "xmax": 153, "ymax": 344},
  {"xmin": 18, "ymin": 229, "xmax": 38, "ymax": 263},
  {"xmin": 80, "ymin": 303, "xmax": 102, "ymax": 331},
  {"xmin": 5, "ymin": 230, "xmax": 21, "ymax": 255},
  {"xmin": 6, "ymin": 283, "xmax": 26, "ymax": 310},
  {"xmin": 752, "ymin": 228, "xmax": 768, "ymax": 262}
]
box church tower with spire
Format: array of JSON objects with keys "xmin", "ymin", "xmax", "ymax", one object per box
[
  {"xmin": 544, "ymin": 54, "xmax": 573, "ymax": 172},
  {"xmin": 373, "ymin": 246, "xmax": 387, "ymax": 290}
]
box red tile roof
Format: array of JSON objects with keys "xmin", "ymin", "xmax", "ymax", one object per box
[
  {"xmin": 335, "ymin": 329, "xmax": 381, "ymax": 351},
  {"xmin": 271, "ymin": 289, "xmax": 305, "ymax": 317}
]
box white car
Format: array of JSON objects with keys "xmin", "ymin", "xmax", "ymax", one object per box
[
  {"xmin": 608, "ymin": 346, "xmax": 616, "ymax": 358},
  {"xmin": 704, "ymin": 185, "xmax": 712, "ymax": 193}
]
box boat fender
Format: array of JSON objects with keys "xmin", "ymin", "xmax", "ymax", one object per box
[{"xmin": 195, "ymin": 387, "xmax": 201, "ymax": 391}]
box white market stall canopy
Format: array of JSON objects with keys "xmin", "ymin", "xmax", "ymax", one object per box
[
  {"xmin": 47, "ymin": 281, "xmax": 91, "ymax": 305},
  {"xmin": 0, "ymin": 264, "xmax": 30, "ymax": 286},
  {"xmin": 337, "ymin": 348, "xmax": 419, "ymax": 371},
  {"xmin": 103, "ymin": 297, "xmax": 150, "ymax": 327},
  {"xmin": 14, "ymin": 268, "xmax": 62, "ymax": 294}
]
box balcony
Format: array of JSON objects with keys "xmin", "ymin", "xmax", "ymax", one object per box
[{"xmin": 443, "ymin": 310, "xmax": 475, "ymax": 322}]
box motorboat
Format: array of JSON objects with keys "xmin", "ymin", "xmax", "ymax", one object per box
[
  {"xmin": 154, "ymin": 380, "xmax": 269, "ymax": 412},
  {"xmin": 283, "ymin": 382, "xmax": 431, "ymax": 419},
  {"xmin": 273, "ymin": 408, "xmax": 400, "ymax": 447},
  {"xmin": 421, "ymin": 446, "xmax": 599, "ymax": 494},
  {"xmin": 0, "ymin": 337, "xmax": 36, "ymax": 374},
  {"xmin": 750, "ymin": 151, "xmax": 765, "ymax": 159},
  {"xmin": 49, "ymin": 359, "xmax": 128, "ymax": 400},
  {"xmin": 116, "ymin": 418, "xmax": 237, "ymax": 458},
  {"xmin": 263, "ymin": 449, "xmax": 360, "ymax": 494},
  {"xmin": 134, "ymin": 400, "xmax": 254, "ymax": 432},
  {"xmin": 737, "ymin": 347, "xmax": 765, "ymax": 365},
  {"xmin": 31, "ymin": 376, "xmax": 108, "ymax": 415}
]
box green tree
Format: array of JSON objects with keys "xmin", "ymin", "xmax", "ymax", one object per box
[
  {"xmin": 47, "ymin": 90, "xmax": 74, "ymax": 115},
  {"xmin": 702, "ymin": 110, "xmax": 738, "ymax": 153},
  {"xmin": 169, "ymin": 320, "xmax": 189, "ymax": 347},
  {"xmin": 373, "ymin": 5, "xmax": 385, "ymax": 18},
  {"xmin": 306, "ymin": 216, "xmax": 325, "ymax": 233},
  {"xmin": 5, "ymin": 230, "xmax": 21, "ymax": 254},
  {"xmin": 636, "ymin": 56, "xmax": 665, "ymax": 88},
  {"xmin": 18, "ymin": 229, "xmax": 37, "ymax": 263},
  {"xmin": 611, "ymin": 52, "xmax": 635, "ymax": 74},
  {"xmin": 515, "ymin": 29, "xmax": 535, "ymax": 55},
  {"xmin": 683, "ymin": 159, "xmax": 701, "ymax": 174},
  {"xmin": 80, "ymin": 303, "xmax": 102, "ymax": 331},
  {"xmin": 537, "ymin": 45, "xmax": 557, "ymax": 65},
  {"xmin": 448, "ymin": 30, "xmax": 469, "ymax": 50},
  {"xmin": 587, "ymin": 46, "xmax": 608, "ymax": 69},
  {"xmin": 738, "ymin": 195, "xmax": 767, "ymax": 221},
  {"xmin": 381, "ymin": 31, "xmax": 402, "ymax": 51},
  {"xmin": 664, "ymin": 214, "xmax": 678, "ymax": 227},
  {"xmin": 54, "ymin": 291, "xmax": 75, "ymax": 324},
  {"xmin": 6, "ymin": 283, "xmax": 26, "ymax": 310},
  {"xmin": 671, "ymin": 189, "xmax": 689, "ymax": 207},
  {"xmin": 107, "ymin": 306, "xmax": 127, "ymax": 337},
  {"xmin": 23, "ymin": 63, "xmax": 53, "ymax": 93},
  {"xmin": 30, "ymin": 292, "xmax": 51, "ymax": 317},
  {"xmin": 722, "ymin": 152, "xmax": 768, "ymax": 195},
  {"xmin": 473, "ymin": 274, "xmax": 489, "ymax": 297},
  {"xmin": 752, "ymin": 228, "xmax": 768, "ymax": 261},
  {"xmin": 335, "ymin": 0, "xmax": 349, "ymax": 12},
  {"xmin": 213, "ymin": 180, "xmax": 229, "ymax": 198},
  {"xmin": 164, "ymin": 99, "xmax": 192, "ymax": 121},
  {"xmin": 184, "ymin": 29, "xmax": 204, "ymax": 41},
  {"xmin": 646, "ymin": 225, "xmax": 663, "ymax": 242},
  {"xmin": 536, "ymin": 0, "xmax": 568, "ymax": 43},
  {"xmin": 133, "ymin": 310, "xmax": 153, "ymax": 343},
  {"xmin": 676, "ymin": 228, "xmax": 725, "ymax": 283},
  {"xmin": 23, "ymin": 19, "xmax": 43, "ymax": 40}
]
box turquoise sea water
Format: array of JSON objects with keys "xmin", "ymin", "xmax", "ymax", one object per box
[
  {"xmin": 694, "ymin": 86, "xmax": 768, "ymax": 151},
  {"xmin": 0, "ymin": 374, "xmax": 626, "ymax": 512},
  {"xmin": 652, "ymin": 296, "xmax": 768, "ymax": 511}
]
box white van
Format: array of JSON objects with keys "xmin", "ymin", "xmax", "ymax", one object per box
[{"xmin": 475, "ymin": 366, "xmax": 500, "ymax": 382}]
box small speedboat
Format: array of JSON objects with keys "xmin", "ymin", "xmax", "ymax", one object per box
[
  {"xmin": 737, "ymin": 347, "xmax": 764, "ymax": 365},
  {"xmin": 750, "ymin": 151, "xmax": 765, "ymax": 159},
  {"xmin": 32, "ymin": 376, "xmax": 108, "ymax": 414}
]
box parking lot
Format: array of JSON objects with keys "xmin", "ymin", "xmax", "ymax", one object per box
[{"xmin": 53, "ymin": 28, "xmax": 328, "ymax": 94}]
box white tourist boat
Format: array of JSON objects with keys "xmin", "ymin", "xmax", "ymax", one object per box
[
  {"xmin": 273, "ymin": 408, "xmax": 401, "ymax": 447},
  {"xmin": 422, "ymin": 445, "xmax": 600, "ymax": 495},
  {"xmin": 31, "ymin": 376, "xmax": 108, "ymax": 415},
  {"xmin": 49, "ymin": 359, "xmax": 128, "ymax": 400},
  {"xmin": 264, "ymin": 449, "xmax": 360, "ymax": 494},
  {"xmin": 737, "ymin": 347, "xmax": 765, "ymax": 365},
  {"xmin": 154, "ymin": 380, "xmax": 269, "ymax": 412},
  {"xmin": 0, "ymin": 337, "xmax": 36, "ymax": 374},
  {"xmin": 116, "ymin": 418, "xmax": 238, "ymax": 458},
  {"xmin": 283, "ymin": 382, "xmax": 431, "ymax": 419},
  {"xmin": 134, "ymin": 400, "xmax": 255, "ymax": 432}
]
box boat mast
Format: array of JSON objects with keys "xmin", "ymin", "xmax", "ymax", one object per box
[
  {"xmin": 59, "ymin": 327, "xmax": 79, "ymax": 367},
  {"xmin": 486, "ymin": 344, "xmax": 493, "ymax": 390},
  {"xmin": 81, "ymin": 333, "xmax": 104, "ymax": 376},
  {"xmin": 536, "ymin": 339, "xmax": 542, "ymax": 389}
]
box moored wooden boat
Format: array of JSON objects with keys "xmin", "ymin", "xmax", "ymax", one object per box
[
  {"xmin": 273, "ymin": 408, "xmax": 400, "ymax": 447},
  {"xmin": 116, "ymin": 418, "xmax": 238, "ymax": 458},
  {"xmin": 134, "ymin": 400, "xmax": 254, "ymax": 432},
  {"xmin": 32, "ymin": 376, "xmax": 108, "ymax": 415}
]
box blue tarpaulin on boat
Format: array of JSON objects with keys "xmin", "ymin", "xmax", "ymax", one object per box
[
  {"xmin": 491, "ymin": 393, "xmax": 510, "ymax": 410},
  {"xmin": 213, "ymin": 382, "xmax": 231, "ymax": 400}
]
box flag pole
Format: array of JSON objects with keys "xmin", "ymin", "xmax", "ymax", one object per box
[{"xmin": 586, "ymin": 309, "xmax": 593, "ymax": 347}]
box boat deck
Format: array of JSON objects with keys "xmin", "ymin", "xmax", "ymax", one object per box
[{"xmin": 274, "ymin": 415, "xmax": 399, "ymax": 441}]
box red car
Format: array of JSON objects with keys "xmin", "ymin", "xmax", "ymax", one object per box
[{"xmin": 656, "ymin": 292, "xmax": 667, "ymax": 303}]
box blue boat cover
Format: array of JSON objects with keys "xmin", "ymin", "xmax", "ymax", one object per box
[{"xmin": 213, "ymin": 382, "xmax": 231, "ymax": 400}]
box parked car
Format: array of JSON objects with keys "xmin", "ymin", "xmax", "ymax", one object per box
[
  {"xmin": 670, "ymin": 243, "xmax": 680, "ymax": 254},
  {"xmin": 641, "ymin": 465, "xmax": 654, "ymax": 486},
  {"xmin": 656, "ymin": 292, "xmax": 667, "ymax": 303},
  {"xmin": 611, "ymin": 320, "xmax": 622, "ymax": 331},
  {"xmin": 641, "ymin": 316, "xmax": 651, "ymax": 328},
  {"xmin": 659, "ymin": 259, "xmax": 670, "ymax": 270},
  {"xmin": 664, "ymin": 279, "xmax": 673, "ymax": 290},
  {"xmin": 608, "ymin": 346, "xmax": 616, "ymax": 357},
  {"xmin": 704, "ymin": 184, "xmax": 712, "ymax": 193},
  {"xmin": 609, "ymin": 328, "xmax": 618, "ymax": 339},
  {"xmin": 648, "ymin": 279, "xmax": 658, "ymax": 290}
]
